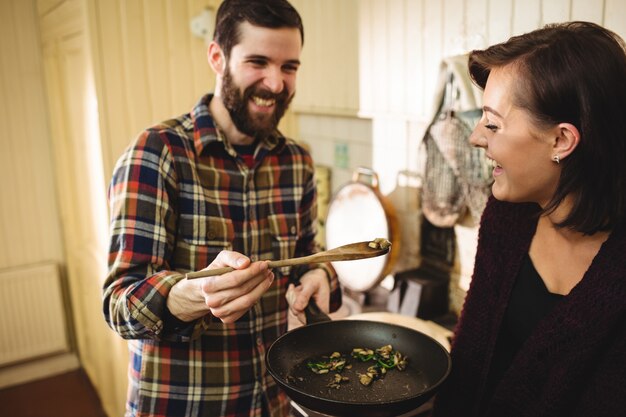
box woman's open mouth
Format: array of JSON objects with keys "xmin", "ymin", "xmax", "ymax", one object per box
[{"xmin": 488, "ymin": 157, "xmax": 503, "ymax": 176}]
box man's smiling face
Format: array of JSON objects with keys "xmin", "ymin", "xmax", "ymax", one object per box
[{"xmin": 221, "ymin": 22, "xmax": 301, "ymax": 138}]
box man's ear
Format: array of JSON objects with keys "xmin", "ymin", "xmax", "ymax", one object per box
[
  {"xmin": 207, "ymin": 41, "xmax": 226, "ymax": 75},
  {"xmin": 554, "ymin": 122, "xmax": 580, "ymax": 161}
]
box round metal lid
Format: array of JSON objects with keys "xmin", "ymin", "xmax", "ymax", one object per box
[{"xmin": 325, "ymin": 170, "xmax": 393, "ymax": 292}]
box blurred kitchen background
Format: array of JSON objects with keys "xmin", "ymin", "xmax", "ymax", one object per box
[{"xmin": 1, "ymin": 0, "xmax": 625, "ymax": 416}]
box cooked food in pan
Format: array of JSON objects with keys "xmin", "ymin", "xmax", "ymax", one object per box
[
  {"xmin": 306, "ymin": 344, "xmax": 408, "ymax": 389},
  {"xmin": 307, "ymin": 351, "xmax": 351, "ymax": 374}
]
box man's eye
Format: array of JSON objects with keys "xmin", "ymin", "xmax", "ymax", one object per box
[{"xmin": 283, "ymin": 65, "xmax": 299, "ymax": 73}]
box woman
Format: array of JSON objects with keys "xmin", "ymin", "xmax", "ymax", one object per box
[{"xmin": 433, "ymin": 22, "xmax": 626, "ymax": 417}]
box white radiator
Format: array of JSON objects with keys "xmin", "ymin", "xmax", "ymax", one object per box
[{"xmin": 0, "ymin": 262, "xmax": 70, "ymax": 366}]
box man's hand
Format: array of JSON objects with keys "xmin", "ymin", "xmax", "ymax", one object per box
[
  {"xmin": 285, "ymin": 268, "xmax": 330, "ymax": 324},
  {"xmin": 167, "ymin": 250, "xmax": 274, "ymax": 323}
]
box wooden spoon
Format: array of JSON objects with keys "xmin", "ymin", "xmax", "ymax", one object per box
[{"xmin": 185, "ymin": 239, "xmax": 391, "ymax": 280}]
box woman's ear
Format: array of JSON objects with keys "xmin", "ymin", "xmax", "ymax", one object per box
[
  {"xmin": 207, "ymin": 41, "xmax": 226, "ymax": 75},
  {"xmin": 554, "ymin": 122, "xmax": 580, "ymax": 160}
]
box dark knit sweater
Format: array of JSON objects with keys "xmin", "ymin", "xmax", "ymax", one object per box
[{"xmin": 433, "ymin": 197, "xmax": 626, "ymax": 417}]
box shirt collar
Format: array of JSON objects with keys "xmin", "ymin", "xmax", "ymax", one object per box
[{"xmin": 191, "ymin": 94, "xmax": 285, "ymax": 156}]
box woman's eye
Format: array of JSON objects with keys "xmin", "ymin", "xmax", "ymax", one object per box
[{"xmin": 485, "ymin": 124, "xmax": 498, "ymax": 132}]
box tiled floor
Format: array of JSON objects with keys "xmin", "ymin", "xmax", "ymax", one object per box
[{"xmin": 0, "ymin": 369, "xmax": 107, "ymax": 417}]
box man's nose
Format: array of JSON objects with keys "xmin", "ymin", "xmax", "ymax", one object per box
[{"xmin": 263, "ymin": 67, "xmax": 285, "ymax": 94}]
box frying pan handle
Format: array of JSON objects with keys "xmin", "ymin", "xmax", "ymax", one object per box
[
  {"xmin": 288, "ymin": 268, "xmax": 331, "ymax": 324},
  {"xmin": 304, "ymin": 299, "xmax": 332, "ymax": 324}
]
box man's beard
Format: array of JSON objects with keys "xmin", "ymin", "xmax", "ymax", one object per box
[{"xmin": 221, "ymin": 68, "xmax": 293, "ymax": 138}]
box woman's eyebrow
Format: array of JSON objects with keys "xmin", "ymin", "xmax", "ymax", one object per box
[{"xmin": 483, "ymin": 105, "xmax": 503, "ymax": 118}]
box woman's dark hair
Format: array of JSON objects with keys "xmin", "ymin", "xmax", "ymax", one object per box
[
  {"xmin": 469, "ymin": 21, "xmax": 626, "ymax": 234},
  {"xmin": 213, "ymin": 0, "xmax": 304, "ymax": 60}
]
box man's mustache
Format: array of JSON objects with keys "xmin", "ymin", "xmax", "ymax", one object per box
[{"xmin": 245, "ymin": 85, "xmax": 290, "ymax": 103}]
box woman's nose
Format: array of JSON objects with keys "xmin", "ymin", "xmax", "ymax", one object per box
[{"xmin": 469, "ymin": 128, "xmax": 486, "ymax": 148}]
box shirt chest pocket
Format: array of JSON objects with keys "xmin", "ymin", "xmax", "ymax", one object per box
[
  {"xmin": 268, "ymin": 213, "xmax": 299, "ymax": 276},
  {"xmin": 178, "ymin": 214, "xmax": 233, "ymax": 259}
]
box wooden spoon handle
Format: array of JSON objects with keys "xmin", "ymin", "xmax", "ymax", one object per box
[
  {"xmin": 184, "ymin": 240, "xmax": 390, "ymax": 280},
  {"xmin": 185, "ymin": 253, "xmax": 326, "ymax": 280},
  {"xmin": 186, "ymin": 266, "xmax": 235, "ymax": 279}
]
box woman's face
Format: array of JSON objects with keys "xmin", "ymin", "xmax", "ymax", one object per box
[{"xmin": 470, "ymin": 66, "xmax": 561, "ymax": 207}]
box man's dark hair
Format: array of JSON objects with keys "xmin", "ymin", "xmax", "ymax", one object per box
[{"xmin": 213, "ymin": 0, "xmax": 304, "ymax": 60}]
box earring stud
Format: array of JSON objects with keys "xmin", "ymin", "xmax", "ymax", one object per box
[{"xmin": 552, "ymin": 154, "xmax": 560, "ymax": 164}]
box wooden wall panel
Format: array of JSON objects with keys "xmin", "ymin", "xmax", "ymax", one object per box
[
  {"xmin": 513, "ymin": 0, "xmax": 542, "ymax": 35},
  {"xmin": 572, "ymin": 0, "xmax": 604, "ymax": 23},
  {"xmin": 38, "ymin": 2, "xmax": 127, "ymax": 416},
  {"xmin": 290, "ymin": 0, "xmax": 360, "ymax": 116},
  {"xmin": 542, "ymin": 0, "xmax": 571, "ymax": 24},
  {"xmin": 166, "ymin": 0, "xmax": 198, "ymax": 112},
  {"xmin": 333, "ymin": 0, "xmax": 358, "ymax": 114},
  {"xmin": 349, "ymin": 0, "xmax": 622, "ymax": 125},
  {"xmin": 442, "ymin": 0, "xmax": 465, "ymax": 56},
  {"xmin": 309, "ymin": 0, "xmax": 333, "ymax": 111},
  {"xmin": 404, "ymin": 0, "xmax": 425, "ymax": 116},
  {"xmin": 121, "ymin": 0, "xmax": 153, "ymax": 127},
  {"xmin": 93, "ymin": 0, "xmax": 218, "ymax": 179},
  {"xmin": 0, "ymin": 0, "xmax": 63, "ymax": 268},
  {"xmin": 487, "ymin": 0, "xmax": 514, "ymax": 45},
  {"xmin": 371, "ymin": 0, "xmax": 391, "ymax": 113},
  {"xmin": 387, "ymin": 0, "xmax": 407, "ymax": 115},
  {"xmin": 36, "ymin": 0, "xmax": 62, "ymax": 15},
  {"xmin": 88, "ymin": 0, "xmax": 130, "ymax": 184},
  {"xmin": 421, "ymin": 0, "xmax": 444, "ymax": 118},
  {"xmin": 605, "ymin": 0, "xmax": 626, "ymax": 36},
  {"xmin": 143, "ymin": 0, "xmax": 172, "ymax": 121},
  {"xmin": 290, "ymin": 0, "xmax": 313, "ymax": 114},
  {"xmin": 465, "ymin": 0, "xmax": 488, "ymax": 49},
  {"xmin": 358, "ymin": 0, "xmax": 374, "ymax": 116}
]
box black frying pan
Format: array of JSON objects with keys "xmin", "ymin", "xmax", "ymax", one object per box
[{"xmin": 266, "ymin": 304, "xmax": 451, "ymax": 417}]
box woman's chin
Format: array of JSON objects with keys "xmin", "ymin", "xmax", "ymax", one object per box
[{"xmin": 491, "ymin": 184, "xmax": 513, "ymax": 202}]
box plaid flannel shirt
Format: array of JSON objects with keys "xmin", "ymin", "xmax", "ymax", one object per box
[{"xmin": 103, "ymin": 94, "xmax": 341, "ymax": 417}]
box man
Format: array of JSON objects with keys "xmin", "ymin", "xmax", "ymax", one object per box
[{"xmin": 103, "ymin": 1, "xmax": 341, "ymax": 416}]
